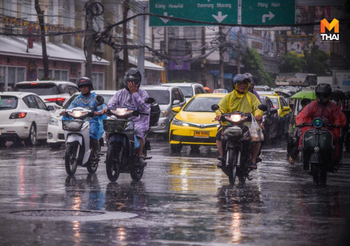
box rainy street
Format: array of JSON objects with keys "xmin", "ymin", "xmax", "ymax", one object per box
[{"xmin": 0, "ymin": 136, "xmax": 350, "ymax": 246}]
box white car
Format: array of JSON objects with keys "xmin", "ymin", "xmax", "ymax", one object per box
[
  {"xmin": 14, "ymin": 80, "xmax": 80, "ymax": 106},
  {"xmin": 0, "ymin": 92, "xmax": 54, "ymax": 147},
  {"xmin": 47, "ymin": 90, "xmax": 116, "ymax": 149},
  {"xmin": 161, "ymin": 82, "xmax": 206, "ymax": 102}
]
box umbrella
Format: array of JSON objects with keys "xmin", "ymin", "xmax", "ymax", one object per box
[{"xmin": 290, "ymin": 91, "xmax": 316, "ymax": 100}]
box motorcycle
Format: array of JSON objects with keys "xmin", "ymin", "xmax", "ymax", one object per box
[
  {"xmin": 62, "ymin": 95, "xmax": 104, "ymax": 176},
  {"xmin": 211, "ymin": 104, "xmax": 267, "ymax": 185},
  {"xmin": 299, "ymin": 117, "xmax": 341, "ymax": 185},
  {"xmin": 103, "ymin": 97, "xmax": 160, "ymax": 182}
]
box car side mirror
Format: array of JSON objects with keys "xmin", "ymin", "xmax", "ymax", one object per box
[
  {"xmin": 96, "ymin": 95, "xmax": 104, "ymax": 106},
  {"xmin": 283, "ymin": 106, "xmax": 290, "ymax": 111},
  {"xmin": 258, "ymin": 104, "xmax": 267, "ymax": 111},
  {"xmin": 211, "ymin": 104, "xmax": 219, "ymax": 111},
  {"xmin": 172, "ymin": 106, "xmax": 181, "ymax": 113},
  {"xmin": 47, "ymin": 105, "xmax": 55, "ymax": 111},
  {"xmin": 145, "ymin": 97, "xmax": 156, "ymax": 104},
  {"xmin": 173, "ymin": 99, "xmax": 180, "ymax": 105}
]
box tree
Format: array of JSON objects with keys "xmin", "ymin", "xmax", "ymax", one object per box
[
  {"xmin": 279, "ymin": 53, "xmax": 307, "ymax": 73},
  {"xmin": 242, "ymin": 47, "xmax": 274, "ymax": 87},
  {"xmin": 303, "ymin": 49, "xmax": 330, "ymax": 75}
]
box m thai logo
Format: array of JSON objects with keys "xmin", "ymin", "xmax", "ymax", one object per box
[{"xmin": 320, "ymin": 18, "xmax": 339, "ymax": 41}]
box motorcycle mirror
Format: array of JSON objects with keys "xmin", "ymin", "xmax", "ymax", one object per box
[
  {"xmin": 211, "ymin": 104, "xmax": 219, "ymax": 111},
  {"xmin": 96, "ymin": 95, "xmax": 104, "ymax": 106},
  {"xmin": 258, "ymin": 104, "xmax": 267, "ymax": 111},
  {"xmin": 145, "ymin": 97, "xmax": 156, "ymax": 104}
]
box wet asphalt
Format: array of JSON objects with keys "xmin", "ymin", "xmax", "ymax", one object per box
[{"xmin": 0, "ymin": 136, "xmax": 350, "ymax": 246}]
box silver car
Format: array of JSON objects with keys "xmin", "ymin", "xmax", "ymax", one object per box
[
  {"xmin": 161, "ymin": 82, "xmax": 206, "ymax": 102},
  {"xmin": 140, "ymin": 85, "xmax": 186, "ymax": 137}
]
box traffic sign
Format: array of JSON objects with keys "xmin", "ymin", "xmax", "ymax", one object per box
[
  {"xmin": 149, "ymin": 0, "xmax": 238, "ymax": 26},
  {"xmin": 241, "ymin": 0, "xmax": 295, "ymax": 25}
]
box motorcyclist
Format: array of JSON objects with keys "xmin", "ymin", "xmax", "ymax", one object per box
[
  {"xmin": 60, "ymin": 77, "xmax": 107, "ymax": 160},
  {"xmin": 215, "ymin": 74, "xmax": 263, "ymax": 170},
  {"xmin": 101, "ymin": 68, "xmax": 150, "ymax": 167},
  {"xmin": 245, "ymin": 73, "xmax": 262, "ymax": 103},
  {"xmin": 296, "ymin": 83, "xmax": 347, "ymax": 162}
]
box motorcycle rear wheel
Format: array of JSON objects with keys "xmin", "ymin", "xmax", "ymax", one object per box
[
  {"xmin": 312, "ymin": 164, "xmax": 327, "ymax": 185},
  {"xmin": 65, "ymin": 142, "xmax": 79, "ymax": 176},
  {"xmin": 87, "ymin": 156, "xmax": 98, "ymax": 174},
  {"xmin": 227, "ymin": 149, "xmax": 237, "ymax": 185},
  {"xmin": 106, "ymin": 143, "xmax": 121, "ymax": 182},
  {"xmin": 130, "ymin": 165, "xmax": 144, "ymax": 181}
]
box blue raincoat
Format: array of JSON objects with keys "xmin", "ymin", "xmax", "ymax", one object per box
[{"xmin": 64, "ymin": 92, "xmax": 107, "ymax": 140}]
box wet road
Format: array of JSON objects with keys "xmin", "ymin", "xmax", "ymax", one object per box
[{"xmin": 0, "ymin": 137, "xmax": 350, "ymax": 246}]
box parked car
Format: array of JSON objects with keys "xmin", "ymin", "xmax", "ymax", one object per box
[
  {"xmin": 14, "ymin": 80, "xmax": 79, "ymax": 106},
  {"xmin": 168, "ymin": 93, "xmax": 226, "ymax": 153},
  {"xmin": 260, "ymin": 94, "xmax": 292, "ymax": 137},
  {"xmin": 162, "ymin": 82, "xmax": 206, "ymax": 102},
  {"xmin": 140, "ymin": 85, "xmax": 186, "ymax": 137},
  {"xmin": 0, "ymin": 92, "xmax": 54, "ymax": 147},
  {"xmin": 47, "ymin": 90, "xmax": 115, "ymax": 149}
]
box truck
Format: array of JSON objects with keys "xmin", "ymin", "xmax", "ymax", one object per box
[
  {"xmin": 332, "ymin": 70, "xmax": 350, "ymax": 87},
  {"xmin": 275, "ymin": 73, "xmax": 317, "ymax": 87}
]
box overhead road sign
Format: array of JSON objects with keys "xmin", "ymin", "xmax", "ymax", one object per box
[
  {"xmin": 149, "ymin": 0, "xmax": 238, "ymax": 26},
  {"xmin": 149, "ymin": 0, "xmax": 295, "ymax": 26},
  {"xmin": 241, "ymin": 0, "xmax": 295, "ymax": 25}
]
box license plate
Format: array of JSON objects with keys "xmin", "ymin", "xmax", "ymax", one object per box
[{"xmin": 194, "ymin": 131, "xmax": 209, "ymax": 138}]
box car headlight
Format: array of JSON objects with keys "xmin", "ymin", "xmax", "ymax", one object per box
[
  {"xmin": 172, "ymin": 118, "xmax": 189, "ymax": 126},
  {"xmin": 160, "ymin": 110, "xmax": 169, "ymax": 117},
  {"xmin": 49, "ymin": 117, "xmax": 59, "ymax": 126}
]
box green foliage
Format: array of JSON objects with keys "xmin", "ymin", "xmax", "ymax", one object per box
[
  {"xmin": 279, "ymin": 49, "xmax": 330, "ymax": 76},
  {"xmin": 242, "ymin": 47, "xmax": 274, "ymax": 87},
  {"xmin": 279, "ymin": 53, "xmax": 307, "ymax": 73}
]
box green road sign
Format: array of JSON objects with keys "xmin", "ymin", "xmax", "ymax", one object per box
[
  {"xmin": 149, "ymin": 0, "xmax": 238, "ymax": 26},
  {"xmin": 241, "ymin": 0, "xmax": 295, "ymax": 25}
]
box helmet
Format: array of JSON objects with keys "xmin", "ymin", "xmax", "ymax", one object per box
[
  {"xmin": 315, "ymin": 83, "xmax": 332, "ymax": 104},
  {"xmin": 77, "ymin": 77, "xmax": 93, "ymax": 90},
  {"xmin": 123, "ymin": 68, "xmax": 142, "ymax": 88},
  {"xmin": 232, "ymin": 74, "xmax": 250, "ymax": 93},
  {"xmin": 245, "ymin": 73, "xmax": 257, "ymax": 85}
]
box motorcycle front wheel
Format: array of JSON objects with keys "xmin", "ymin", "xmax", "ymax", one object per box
[
  {"xmin": 312, "ymin": 164, "xmax": 327, "ymax": 185},
  {"xmin": 106, "ymin": 143, "xmax": 121, "ymax": 182},
  {"xmin": 65, "ymin": 142, "xmax": 79, "ymax": 176},
  {"xmin": 227, "ymin": 149, "xmax": 237, "ymax": 185}
]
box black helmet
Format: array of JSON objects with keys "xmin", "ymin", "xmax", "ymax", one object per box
[
  {"xmin": 124, "ymin": 68, "xmax": 142, "ymax": 88},
  {"xmin": 315, "ymin": 83, "xmax": 332, "ymax": 104},
  {"xmin": 245, "ymin": 73, "xmax": 257, "ymax": 85},
  {"xmin": 232, "ymin": 74, "xmax": 250, "ymax": 93},
  {"xmin": 77, "ymin": 77, "xmax": 93, "ymax": 90}
]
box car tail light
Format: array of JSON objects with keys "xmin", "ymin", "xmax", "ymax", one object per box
[
  {"xmin": 45, "ymin": 98, "xmax": 66, "ymax": 102},
  {"xmin": 10, "ymin": 112, "xmax": 27, "ymax": 119}
]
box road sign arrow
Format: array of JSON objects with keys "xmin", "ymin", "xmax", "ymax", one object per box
[
  {"xmin": 160, "ymin": 12, "xmax": 173, "ymax": 24},
  {"xmin": 212, "ymin": 12, "xmax": 227, "ymax": 23},
  {"xmin": 262, "ymin": 11, "xmax": 275, "ymax": 23}
]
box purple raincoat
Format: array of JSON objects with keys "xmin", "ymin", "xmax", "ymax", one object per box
[{"xmin": 107, "ymin": 88, "xmax": 150, "ymax": 141}]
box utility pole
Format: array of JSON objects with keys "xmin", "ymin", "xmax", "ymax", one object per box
[
  {"xmin": 123, "ymin": 0, "xmax": 130, "ymax": 75},
  {"xmin": 237, "ymin": 26, "xmax": 241, "ymax": 74},
  {"xmin": 137, "ymin": 3, "xmax": 146, "ymax": 85},
  {"xmin": 219, "ymin": 26, "xmax": 224, "ymax": 89},
  {"xmin": 85, "ymin": 0, "xmax": 94, "ymax": 79},
  {"xmin": 35, "ymin": 0, "xmax": 49, "ymax": 80}
]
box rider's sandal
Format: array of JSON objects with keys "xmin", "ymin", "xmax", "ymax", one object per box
[
  {"xmin": 250, "ymin": 162, "xmax": 257, "ymax": 170},
  {"xmin": 217, "ymin": 156, "xmax": 223, "ymax": 168}
]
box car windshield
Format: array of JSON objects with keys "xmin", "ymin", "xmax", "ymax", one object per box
[
  {"xmin": 178, "ymin": 86, "xmax": 193, "ymax": 97},
  {"xmin": 143, "ymin": 90, "xmax": 170, "ymax": 105},
  {"xmin": 0, "ymin": 96, "xmax": 18, "ymax": 110},
  {"xmin": 15, "ymin": 83, "xmax": 59, "ymax": 95},
  {"xmin": 184, "ymin": 97, "xmax": 223, "ymax": 112},
  {"xmin": 63, "ymin": 94, "xmax": 114, "ymax": 109}
]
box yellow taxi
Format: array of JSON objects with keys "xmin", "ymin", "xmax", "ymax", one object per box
[
  {"xmin": 259, "ymin": 94, "xmax": 292, "ymax": 136},
  {"xmin": 169, "ymin": 93, "xmax": 227, "ymax": 153}
]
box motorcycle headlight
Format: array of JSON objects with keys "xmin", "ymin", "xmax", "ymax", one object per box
[
  {"xmin": 111, "ymin": 108, "xmax": 134, "ymax": 116},
  {"xmin": 225, "ymin": 114, "xmax": 247, "ymax": 122},
  {"xmin": 49, "ymin": 117, "xmax": 59, "ymax": 126},
  {"xmin": 68, "ymin": 109, "xmax": 88, "ymax": 118},
  {"xmin": 313, "ymin": 118, "xmax": 323, "ymax": 128},
  {"xmin": 172, "ymin": 118, "xmax": 188, "ymax": 126}
]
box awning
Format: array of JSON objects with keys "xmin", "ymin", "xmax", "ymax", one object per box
[
  {"xmin": 120, "ymin": 54, "xmax": 164, "ymax": 71},
  {"xmin": 0, "ymin": 36, "xmax": 110, "ymax": 65}
]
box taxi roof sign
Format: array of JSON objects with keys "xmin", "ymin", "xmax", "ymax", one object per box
[{"xmin": 213, "ymin": 89, "xmax": 228, "ymax": 93}]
